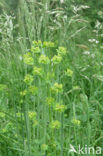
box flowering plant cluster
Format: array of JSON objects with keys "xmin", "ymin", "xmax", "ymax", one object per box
[{"xmin": 21, "ymin": 40, "xmax": 74, "ymax": 155}]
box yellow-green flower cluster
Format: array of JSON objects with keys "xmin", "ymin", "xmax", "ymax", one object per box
[
  {"xmin": 20, "ymin": 90, "xmax": 27, "ymax": 97},
  {"xmin": 72, "ymin": 118, "xmax": 81, "ymax": 126},
  {"xmin": 52, "ymin": 55, "xmax": 62, "ymax": 65},
  {"xmin": 20, "ymin": 86, "xmax": 38, "ymax": 97},
  {"xmin": 57, "ymin": 46, "xmax": 67, "ymax": 56},
  {"xmin": 32, "ymin": 40, "xmax": 42, "ymax": 47},
  {"xmin": 46, "ymin": 97, "xmax": 55, "ymax": 106},
  {"xmin": 39, "ymin": 54, "xmax": 50, "ymax": 64},
  {"xmin": 32, "ymin": 67, "xmax": 42, "ymax": 76},
  {"xmin": 65, "ymin": 68, "xmax": 73, "ymax": 77},
  {"xmin": 24, "ymin": 74, "xmax": 33, "ymax": 85},
  {"xmin": 51, "ymin": 82, "xmax": 63, "ymax": 93},
  {"xmin": 50, "ymin": 120, "xmax": 61, "ymax": 129},
  {"xmin": 23, "ymin": 52, "xmax": 34, "ymax": 65},
  {"xmin": 28, "ymin": 111, "xmax": 37, "ymax": 120},
  {"xmin": 28, "ymin": 111, "xmax": 38, "ymax": 126},
  {"xmin": 43, "ymin": 41, "xmax": 55, "ymax": 48},
  {"xmin": 31, "ymin": 46, "xmax": 40, "ymax": 54},
  {"xmin": 16, "ymin": 112, "xmax": 25, "ymax": 120},
  {"xmin": 28, "ymin": 85, "xmax": 38, "ymax": 95},
  {"xmin": 54, "ymin": 103, "xmax": 66, "ymax": 112}
]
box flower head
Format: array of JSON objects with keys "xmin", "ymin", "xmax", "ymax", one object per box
[
  {"xmin": 28, "ymin": 85, "xmax": 38, "ymax": 95},
  {"xmin": 43, "ymin": 41, "xmax": 55, "ymax": 48},
  {"xmin": 51, "ymin": 82, "xmax": 63, "ymax": 93},
  {"xmin": 23, "ymin": 52, "xmax": 34, "ymax": 65},
  {"xmin": 54, "ymin": 103, "xmax": 66, "ymax": 112},
  {"xmin": 32, "ymin": 67, "xmax": 42, "ymax": 76},
  {"xmin": 72, "ymin": 118, "xmax": 81, "ymax": 126},
  {"xmin": 39, "ymin": 54, "xmax": 50, "ymax": 64},
  {"xmin": 28, "ymin": 111, "xmax": 37, "ymax": 120},
  {"xmin": 24, "ymin": 74, "xmax": 33, "ymax": 85},
  {"xmin": 52, "ymin": 55, "xmax": 62, "ymax": 64},
  {"xmin": 32, "ymin": 40, "xmax": 42, "ymax": 47},
  {"xmin": 46, "ymin": 97, "xmax": 55, "ymax": 106},
  {"xmin": 50, "ymin": 120, "xmax": 61, "ymax": 129},
  {"xmin": 31, "ymin": 46, "xmax": 40, "ymax": 53},
  {"xmin": 20, "ymin": 90, "xmax": 27, "ymax": 96},
  {"xmin": 57, "ymin": 46, "xmax": 67, "ymax": 56},
  {"xmin": 65, "ymin": 69, "xmax": 73, "ymax": 77}
]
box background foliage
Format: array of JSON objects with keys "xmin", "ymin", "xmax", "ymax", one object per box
[{"xmin": 0, "ymin": 0, "xmax": 103, "ymax": 156}]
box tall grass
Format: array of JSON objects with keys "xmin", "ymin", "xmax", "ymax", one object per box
[{"xmin": 0, "ymin": 0, "xmax": 103, "ymax": 156}]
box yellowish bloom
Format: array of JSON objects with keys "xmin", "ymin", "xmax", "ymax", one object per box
[
  {"xmin": 51, "ymin": 82, "xmax": 63, "ymax": 93},
  {"xmin": 65, "ymin": 69, "xmax": 73, "ymax": 77},
  {"xmin": 28, "ymin": 111, "xmax": 37, "ymax": 119},
  {"xmin": 54, "ymin": 103, "xmax": 66, "ymax": 112},
  {"xmin": 20, "ymin": 90, "xmax": 27, "ymax": 96},
  {"xmin": 16, "ymin": 112, "xmax": 24, "ymax": 120},
  {"xmin": 23, "ymin": 52, "xmax": 34, "ymax": 65},
  {"xmin": 57, "ymin": 46, "xmax": 67, "ymax": 56},
  {"xmin": 28, "ymin": 85, "xmax": 38, "ymax": 94},
  {"xmin": 24, "ymin": 74, "xmax": 33, "ymax": 84},
  {"xmin": 72, "ymin": 118, "xmax": 81, "ymax": 126},
  {"xmin": 32, "ymin": 67, "xmax": 42, "ymax": 76},
  {"xmin": 31, "ymin": 46, "xmax": 40, "ymax": 53},
  {"xmin": 46, "ymin": 97, "xmax": 55, "ymax": 106},
  {"xmin": 50, "ymin": 120, "xmax": 61, "ymax": 129},
  {"xmin": 32, "ymin": 40, "xmax": 42, "ymax": 47},
  {"xmin": 39, "ymin": 54, "xmax": 50, "ymax": 64},
  {"xmin": 52, "ymin": 55, "xmax": 62, "ymax": 64},
  {"xmin": 43, "ymin": 41, "xmax": 55, "ymax": 48}
]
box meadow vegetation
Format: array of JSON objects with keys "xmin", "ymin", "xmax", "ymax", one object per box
[{"xmin": 0, "ymin": 0, "xmax": 103, "ymax": 156}]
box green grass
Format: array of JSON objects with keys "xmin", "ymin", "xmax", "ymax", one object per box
[{"xmin": 0, "ymin": 0, "xmax": 103, "ymax": 156}]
